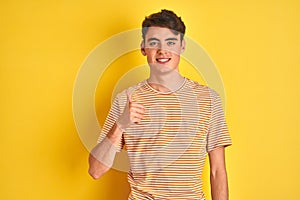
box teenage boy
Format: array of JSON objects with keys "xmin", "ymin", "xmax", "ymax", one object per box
[{"xmin": 88, "ymin": 9, "xmax": 232, "ymax": 200}]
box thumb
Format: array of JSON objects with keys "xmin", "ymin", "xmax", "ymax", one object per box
[{"xmin": 126, "ymin": 89, "xmax": 132, "ymax": 103}]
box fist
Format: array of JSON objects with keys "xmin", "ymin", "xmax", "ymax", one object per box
[{"xmin": 116, "ymin": 89, "xmax": 145, "ymax": 130}]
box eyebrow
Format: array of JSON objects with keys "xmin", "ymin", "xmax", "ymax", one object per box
[
  {"xmin": 147, "ymin": 37, "xmax": 159, "ymax": 42},
  {"xmin": 165, "ymin": 38, "xmax": 178, "ymax": 41}
]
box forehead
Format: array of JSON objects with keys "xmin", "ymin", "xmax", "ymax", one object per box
[{"xmin": 145, "ymin": 27, "xmax": 180, "ymax": 40}]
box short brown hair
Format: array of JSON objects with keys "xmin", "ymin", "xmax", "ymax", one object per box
[{"xmin": 142, "ymin": 9, "xmax": 186, "ymax": 41}]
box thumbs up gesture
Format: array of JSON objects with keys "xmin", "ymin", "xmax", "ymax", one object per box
[{"xmin": 116, "ymin": 89, "xmax": 145, "ymax": 132}]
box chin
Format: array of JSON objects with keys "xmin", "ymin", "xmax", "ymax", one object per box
[{"xmin": 149, "ymin": 63, "xmax": 178, "ymax": 74}]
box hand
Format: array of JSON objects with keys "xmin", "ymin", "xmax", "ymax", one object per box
[{"xmin": 116, "ymin": 90, "xmax": 145, "ymax": 131}]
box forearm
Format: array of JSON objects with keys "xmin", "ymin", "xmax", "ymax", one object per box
[
  {"xmin": 210, "ymin": 168, "xmax": 229, "ymax": 200},
  {"xmin": 105, "ymin": 123, "xmax": 123, "ymax": 146},
  {"xmin": 88, "ymin": 123, "xmax": 123, "ymax": 179},
  {"xmin": 88, "ymin": 90, "xmax": 144, "ymax": 179}
]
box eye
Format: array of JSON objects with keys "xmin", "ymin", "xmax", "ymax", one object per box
[
  {"xmin": 149, "ymin": 41, "xmax": 159, "ymax": 47},
  {"xmin": 167, "ymin": 41, "xmax": 176, "ymax": 46}
]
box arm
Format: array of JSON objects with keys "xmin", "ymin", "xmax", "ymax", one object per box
[
  {"xmin": 208, "ymin": 146, "xmax": 229, "ymax": 200},
  {"xmin": 88, "ymin": 123, "xmax": 123, "ymax": 179},
  {"xmin": 88, "ymin": 91, "xmax": 145, "ymax": 179}
]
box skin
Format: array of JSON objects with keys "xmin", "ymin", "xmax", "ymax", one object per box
[
  {"xmin": 141, "ymin": 27, "xmax": 186, "ymax": 92},
  {"xmin": 142, "ymin": 27, "xmax": 184, "ymax": 71},
  {"xmin": 88, "ymin": 93, "xmax": 144, "ymax": 179},
  {"xmin": 209, "ymin": 147, "xmax": 229, "ymax": 200},
  {"xmin": 88, "ymin": 26, "xmax": 229, "ymax": 200}
]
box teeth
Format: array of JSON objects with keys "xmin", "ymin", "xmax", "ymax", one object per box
[{"xmin": 157, "ymin": 58, "xmax": 170, "ymax": 62}]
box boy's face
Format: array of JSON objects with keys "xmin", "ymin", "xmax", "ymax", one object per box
[{"xmin": 142, "ymin": 27, "xmax": 185, "ymax": 72}]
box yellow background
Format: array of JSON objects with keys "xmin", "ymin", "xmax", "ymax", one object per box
[{"xmin": 1, "ymin": 0, "xmax": 300, "ymax": 199}]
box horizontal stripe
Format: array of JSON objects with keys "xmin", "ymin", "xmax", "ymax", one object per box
[{"xmin": 98, "ymin": 78, "xmax": 232, "ymax": 200}]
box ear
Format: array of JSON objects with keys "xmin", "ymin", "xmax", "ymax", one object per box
[
  {"xmin": 140, "ymin": 41, "xmax": 146, "ymax": 56},
  {"xmin": 180, "ymin": 39, "xmax": 186, "ymax": 54}
]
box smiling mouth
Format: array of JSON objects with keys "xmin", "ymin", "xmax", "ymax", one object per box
[{"xmin": 156, "ymin": 58, "xmax": 171, "ymax": 64}]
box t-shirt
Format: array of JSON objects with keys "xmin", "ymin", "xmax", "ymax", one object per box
[{"xmin": 98, "ymin": 78, "xmax": 232, "ymax": 200}]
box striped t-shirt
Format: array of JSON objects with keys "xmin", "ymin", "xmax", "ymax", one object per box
[{"xmin": 99, "ymin": 78, "xmax": 232, "ymax": 200}]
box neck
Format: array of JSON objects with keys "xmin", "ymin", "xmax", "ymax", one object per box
[{"xmin": 147, "ymin": 69, "xmax": 185, "ymax": 93}]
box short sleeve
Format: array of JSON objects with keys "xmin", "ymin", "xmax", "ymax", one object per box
[
  {"xmin": 97, "ymin": 94, "xmax": 126, "ymax": 152},
  {"xmin": 206, "ymin": 90, "xmax": 232, "ymax": 153}
]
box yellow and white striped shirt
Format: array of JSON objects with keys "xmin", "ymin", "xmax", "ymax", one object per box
[{"xmin": 99, "ymin": 78, "xmax": 232, "ymax": 200}]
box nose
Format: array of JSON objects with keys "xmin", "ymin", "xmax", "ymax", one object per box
[{"xmin": 157, "ymin": 43, "xmax": 168, "ymax": 54}]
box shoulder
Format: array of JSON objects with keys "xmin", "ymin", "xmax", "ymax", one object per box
[
  {"xmin": 115, "ymin": 80, "xmax": 147, "ymax": 101},
  {"xmin": 185, "ymin": 78, "xmax": 219, "ymax": 100}
]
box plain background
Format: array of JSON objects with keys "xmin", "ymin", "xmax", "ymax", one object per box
[{"xmin": 1, "ymin": 0, "xmax": 299, "ymax": 199}]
